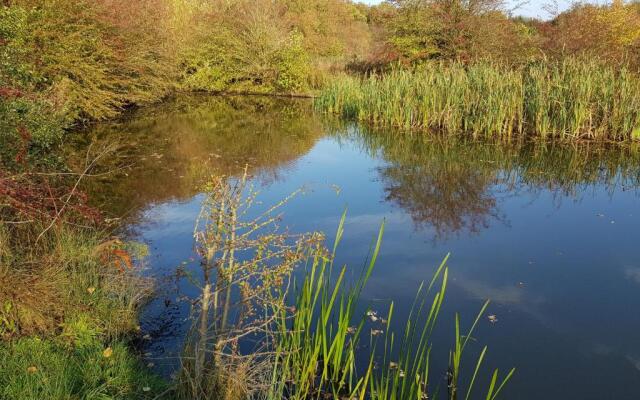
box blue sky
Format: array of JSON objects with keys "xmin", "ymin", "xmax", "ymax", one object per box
[{"xmin": 356, "ymin": 0, "xmax": 612, "ymax": 19}]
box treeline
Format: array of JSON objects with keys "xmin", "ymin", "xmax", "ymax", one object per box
[
  {"xmin": 2, "ymin": 0, "xmax": 640, "ymax": 161},
  {"xmin": 0, "ymin": 0, "xmax": 370, "ymax": 166},
  {"xmin": 363, "ymin": 0, "xmax": 640, "ymax": 68}
]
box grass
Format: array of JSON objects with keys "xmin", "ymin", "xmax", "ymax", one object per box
[
  {"xmin": 0, "ymin": 203, "xmax": 164, "ymax": 398},
  {"xmin": 269, "ymin": 213, "xmax": 514, "ymax": 400},
  {"xmin": 0, "ymin": 335, "xmax": 165, "ymax": 400},
  {"xmin": 316, "ymin": 59, "xmax": 640, "ymax": 141}
]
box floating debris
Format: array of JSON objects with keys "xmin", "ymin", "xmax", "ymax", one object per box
[
  {"xmin": 596, "ymin": 213, "xmax": 605, "ymax": 217},
  {"xmin": 142, "ymin": 334, "xmax": 152, "ymax": 340},
  {"xmin": 367, "ymin": 310, "xmax": 379, "ymax": 322},
  {"xmin": 371, "ymin": 329, "xmax": 384, "ymax": 336},
  {"xmin": 380, "ymin": 318, "xmax": 388, "ymax": 325},
  {"xmin": 147, "ymin": 362, "xmax": 155, "ymax": 368},
  {"xmin": 389, "ymin": 361, "xmax": 398, "ymax": 369},
  {"xmin": 346, "ymin": 326, "xmax": 357, "ymax": 334},
  {"xmin": 487, "ymin": 315, "xmax": 498, "ymax": 324}
]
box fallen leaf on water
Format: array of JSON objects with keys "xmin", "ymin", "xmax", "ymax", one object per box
[
  {"xmin": 103, "ymin": 347, "xmax": 113, "ymax": 358},
  {"xmin": 487, "ymin": 315, "xmax": 498, "ymax": 324},
  {"xmin": 371, "ymin": 329, "xmax": 384, "ymax": 336}
]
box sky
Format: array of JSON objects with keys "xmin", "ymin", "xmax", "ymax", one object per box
[{"xmin": 356, "ymin": 0, "xmax": 614, "ymax": 20}]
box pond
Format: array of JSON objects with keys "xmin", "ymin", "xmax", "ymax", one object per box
[{"xmin": 72, "ymin": 95, "xmax": 640, "ymax": 399}]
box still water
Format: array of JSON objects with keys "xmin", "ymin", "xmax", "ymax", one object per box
[{"xmin": 74, "ymin": 96, "xmax": 640, "ymax": 399}]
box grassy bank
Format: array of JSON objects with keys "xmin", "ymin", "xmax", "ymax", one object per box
[
  {"xmin": 316, "ymin": 60, "xmax": 640, "ymax": 141},
  {"xmin": 0, "ymin": 175, "xmax": 165, "ymax": 398}
]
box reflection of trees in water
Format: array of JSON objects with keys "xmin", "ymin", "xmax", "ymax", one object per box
[
  {"xmin": 379, "ymin": 164, "xmax": 501, "ymax": 239},
  {"xmin": 66, "ymin": 95, "xmax": 324, "ymax": 221},
  {"xmin": 333, "ymin": 123, "xmax": 640, "ymax": 240}
]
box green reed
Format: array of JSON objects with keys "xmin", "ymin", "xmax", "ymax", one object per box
[
  {"xmin": 316, "ymin": 60, "xmax": 640, "ymax": 141},
  {"xmin": 269, "ymin": 213, "xmax": 513, "ymax": 400}
]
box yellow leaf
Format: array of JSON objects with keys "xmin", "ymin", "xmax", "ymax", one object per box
[
  {"xmin": 27, "ymin": 366, "xmax": 38, "ymax": 373},
  {"xmin": 103, "ymin": 347, "xmax": 113, "ymax": 358},
  {"xmin": 87, "ymin": 287, "xmax": 96, "ymax": 294}
]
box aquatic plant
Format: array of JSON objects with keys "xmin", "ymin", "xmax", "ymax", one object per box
[
  {"xmin": 316, "ymin": 60, "xmax": 640, "ymax": 140},
  {"xmin": 179, "ymin": 172, "xmax": 514, "ymax": 400},
  {"xmin": 269, "ymin": 215, "xmax": 514, "ymax": 400}
]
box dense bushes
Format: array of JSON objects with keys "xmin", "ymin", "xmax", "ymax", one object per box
[
  {"xmin": 362, "ymin": 0, "xmax": 640, "ymax": 70},
  {"xmin": 1, "ymin": 0, "xmax": 175, "ymax": 167},
  {"xmin": 176, "ymin": 0, "xmax": 311, "ymax": 93},
  {"xmin": 376, "ymin": 0, "xmax": 540, "ymax": 64},
  {"xmin": 543, "ymin": 1, "xmax": 640, "ymax": 68},
  {"xmin": 175, "ymin": 0, "xmax": 371, "ymax": 93},
  {"xmin": 1, "ymin": 0, "xmax": 374, "ymax": 165},
  {"xmin": 1, "ymin": 1, "xmax": 174, "ymax": 121}
]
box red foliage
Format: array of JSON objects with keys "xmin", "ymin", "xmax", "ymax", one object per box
[
  {"xmin": 14, "ymin": 125, "xmax": 31, "ymax": 165},
  {"xmin": 0, "ymin": 172, "xmax": 102, "ymax": 226},
  {"xmin": 0, "ymin": 87, "xmax": 24, "ymax": 99}
]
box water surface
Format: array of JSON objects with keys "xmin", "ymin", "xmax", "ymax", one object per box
[{"xmin": 74, "ymin": 96, "xmax": 640, "ymax": 399}]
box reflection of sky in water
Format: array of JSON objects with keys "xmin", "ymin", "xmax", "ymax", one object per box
[{"xmin": 130, "ymin": 133, "xmax": 640, "ymax": 399}]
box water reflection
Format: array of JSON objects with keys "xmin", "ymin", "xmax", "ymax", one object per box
[
  {"xmin": 67, "ymin": 97, "xmax": 640, "ymax": 399},
  {"xmin": 66, "ymin": 96, "xmax": 323, "ymax": 219},
  {"xmin": 333, "ymin": 125, "xmax": 640, "ymax": 239}
]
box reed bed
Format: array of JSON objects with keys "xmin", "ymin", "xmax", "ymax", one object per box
[{"xmin": 316, "ymin": 60, "xmax": 640, "ymax": 141}]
